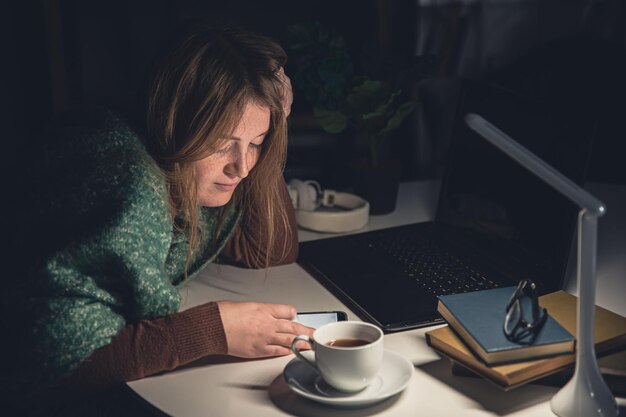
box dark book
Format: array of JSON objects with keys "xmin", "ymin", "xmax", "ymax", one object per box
[
  {"xmin": 437, "ymin": 286, "xmax": 575, "ymax": 365},
  {"xmin": 426, "ymin": 291, "xmax": 626, "ymax": 389},
  {"xmin": 450, "ymin": 348, "xmax": 626, "ymax": 397}
]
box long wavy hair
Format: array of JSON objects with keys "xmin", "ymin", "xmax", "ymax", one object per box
[{"xmin": 145, "ymin": 26, "xmax": 290, "ymax": 271}]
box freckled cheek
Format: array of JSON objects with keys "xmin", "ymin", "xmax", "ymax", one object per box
[
  {"xmin": 247, "ymin": 151, "xmax": 261, "ymax": 171},
  {"xmin": 196, "ymin": 173, "xmax": 210, "ymax": 193},
  {"xmin": 194, "ymin": 159, "xmax": 219, "ymax": 190}
]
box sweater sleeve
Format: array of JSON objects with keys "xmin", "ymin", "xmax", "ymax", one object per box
[
  {"xmin": 221, "ymin": 181, "xmax": 299, "ymax": 268},
  {"xmin": 1, "ymin": 113, "xmax": 190, "ymax": 399},
  {"xmin": 64, "ymin": 302, "xmax": 227, "ymax": 391}
]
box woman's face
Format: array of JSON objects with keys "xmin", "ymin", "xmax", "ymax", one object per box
[{"xmin": 195, "ymin": 101, "xmax": 270, "ymax": 207}]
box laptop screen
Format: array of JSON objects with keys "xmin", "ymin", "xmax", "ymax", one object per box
[{"xmin": 436, "ymin": 80, "xmax": 596, "ymax": 294}]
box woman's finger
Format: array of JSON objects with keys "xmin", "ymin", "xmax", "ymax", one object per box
[
  {"xmin": 270, "ymin": 332, "xmax": 298, "ymax": 349},
  {"xmin": 267, "ymin": 303, "xmax": 297, "ymax": 320},
  {"xmin": 266, "ymin": 334, "xmax": 309, "ymax": 353},
  {"xmin": 262, "ymin": 345, "xmax": 293, "ymax": 357},
  {"xmin": 277, "ymin": 67, "xmax": 293, "ymax": 117},
  {"xmin": 276, "ymin": 319, "xmax": 312, "ymax": 336}
]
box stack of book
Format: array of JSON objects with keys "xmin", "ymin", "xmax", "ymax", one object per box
[{"xmin": 426, "ymin": 289, "xmax": 626, "ymax": 390}]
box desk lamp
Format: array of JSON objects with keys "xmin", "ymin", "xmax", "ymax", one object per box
[{"xmin": 465, "ymin": 113, "xmax": 617, "ymax": 417}]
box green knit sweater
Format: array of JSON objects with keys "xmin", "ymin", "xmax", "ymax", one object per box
[{"xmin": 4, "ymin": 108, "xmax": 239, "ymax": 391}]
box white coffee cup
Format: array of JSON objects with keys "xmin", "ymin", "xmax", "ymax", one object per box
[{"xmin": 291, "ymin": 321, "xmax": 384, "ymax": 392}]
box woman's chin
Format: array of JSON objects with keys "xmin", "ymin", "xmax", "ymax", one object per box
[{"xmin": 199, "ymin": 193, "xmax": 233, "ymax": 207}]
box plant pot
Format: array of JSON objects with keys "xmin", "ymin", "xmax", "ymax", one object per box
[{"xmin": 351, "ymin": 161, "xmax": 402, "ymax": 215}]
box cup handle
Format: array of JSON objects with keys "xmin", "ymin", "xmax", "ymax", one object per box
[{"xmin": 291, "ymin": 335, "xmax": 317, "ymax": 371}]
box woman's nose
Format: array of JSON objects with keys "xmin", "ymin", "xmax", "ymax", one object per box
[{"xmin": 226, "ymin": 149, "xmax": 249, "ymax": 179}]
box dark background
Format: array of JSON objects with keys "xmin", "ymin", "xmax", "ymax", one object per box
[
  {"xmin": 1, "ymin": 2, "xmax": 625, "ymax": 415},
  {"xmin": 3, "ymin": 0, "xmax": 626, "ymax": 193}
]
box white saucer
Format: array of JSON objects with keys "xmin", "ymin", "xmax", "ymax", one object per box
[{"xmin": 283, "ymin": 349, "xmax": 413, "ymax": 407}]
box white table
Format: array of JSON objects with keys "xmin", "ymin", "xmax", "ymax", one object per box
[{"xmin": 128, "ymin": 180, "xmax": 626, "ymax": 417}]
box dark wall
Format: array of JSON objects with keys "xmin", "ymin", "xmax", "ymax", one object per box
[
  {"xmin": 26, "ymin": 0, "xmax": 404, "ymax": 115},
  {"xmin": 412, "ymin": 0, "xmax": 626, "ymax": 184},
  {"xmin": 484, "ymin": 35, "xmax": 626, "ymax": 185},
  {"xmin": 4, "ymin": 0, "xmax": 625, "ymax": 198},
  {"xmin": 3, "ymin": 0, "xmax": 419, "ymax": 190},
  {"xmin": 3, "ymin": 2, "xmax": 52, "ymax": 163},
  {"xmin": 2, "ymin": 2, "xmax": 55, "ymax": 226}
]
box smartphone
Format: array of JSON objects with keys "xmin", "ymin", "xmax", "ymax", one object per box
[{"xmin": 294, "ymin": 311, "xmax": 348, "ymax": 329}]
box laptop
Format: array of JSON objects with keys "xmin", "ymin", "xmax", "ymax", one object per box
[{"xmin": 297, "ymin": 79, "xmax": 597, "ymax": 333}]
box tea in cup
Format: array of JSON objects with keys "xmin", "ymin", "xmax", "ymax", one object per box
[{"xmin": 291, "ymin": 321, "xmax": 383, "ymax": 392}]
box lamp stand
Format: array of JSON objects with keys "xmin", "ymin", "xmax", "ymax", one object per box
[
  {"xmin": 463, "ymin": 113, "xmax": 617, "ymax": 416},
  {"xmin": 550, "ymin": 211, "xmax": 617, "ymax": 417}
]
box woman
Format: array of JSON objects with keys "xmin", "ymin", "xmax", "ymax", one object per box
[{"xmin": 2, "ymin": 25, "xmax": 312, "ymax": 413}]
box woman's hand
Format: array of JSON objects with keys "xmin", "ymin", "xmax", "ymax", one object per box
[
  {"xmin": 217, "ymin": 301, "xmax": 314, "ymax": 358},
  {"xmin": 277, "ymin": 67, "xmax": 293, "ymax": 118}
]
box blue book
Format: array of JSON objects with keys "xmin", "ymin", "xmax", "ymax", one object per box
[{"xmin": 437, "ymin": 287, "xmax": 575, "ymax": 365}]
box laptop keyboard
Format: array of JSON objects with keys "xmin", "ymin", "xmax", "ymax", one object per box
[{"xmin": 355, "ymin": 229, "xmax": 499, "ymax": 296}]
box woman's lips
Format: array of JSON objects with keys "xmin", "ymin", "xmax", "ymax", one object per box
[{"xmin": 214, "ymin": 182, "xmax": 238, "ymax": 192}]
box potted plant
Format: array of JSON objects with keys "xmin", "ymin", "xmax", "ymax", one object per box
[{"xmin": 286, "ymin": 21, "xmax": 423, "ymax": 214}]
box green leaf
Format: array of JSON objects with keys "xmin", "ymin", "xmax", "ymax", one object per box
[
  {"xmin": 346, "ymin": 79, "xmax": 386, "ymax": 114},
  {"xmin": 314, "ymin": 107, "xmax": 348, "ymax": 134},
  {"xmin": 362, "ymin": 88, "xmax": 403, "ymax": 121},
  {"xmin": 379, "ymin": 101, "xmax": 416, "ymax": 137}
]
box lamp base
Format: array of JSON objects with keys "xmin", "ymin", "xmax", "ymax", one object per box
[{"xmin": 550, "ymin": 364, "xmax": 618, "ymax": 417}]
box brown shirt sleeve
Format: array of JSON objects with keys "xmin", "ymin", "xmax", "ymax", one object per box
[
  {"xmin": 221, "ymin": 181, "xmax": 299, "ymax": 268},
  {"xmin": 63, "ymin": 302, "xmax": 227, "ymax": 391}
]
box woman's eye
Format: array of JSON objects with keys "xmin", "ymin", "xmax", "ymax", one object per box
[
  {"xmin": 215, "ymin": 142, "xmax": 233, "ymax": 155},
  {"xmin": 214, "ymin": 141, "xmax": 262, "ymax": 156}
]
